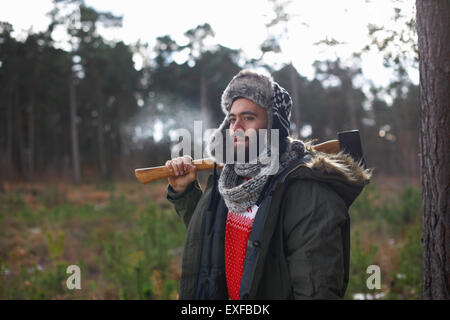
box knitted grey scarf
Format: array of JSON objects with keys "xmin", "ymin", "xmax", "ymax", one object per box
[{"xmin": 218, "ymin": 138, "xmax": 306, "ymax": 213}]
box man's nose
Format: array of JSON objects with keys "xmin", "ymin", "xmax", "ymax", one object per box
[{"xmin": 231, "ymin": 119, "xmax": 244, "ymax": 133}]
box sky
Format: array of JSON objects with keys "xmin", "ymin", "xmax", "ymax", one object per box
[{"xmin": 0, "ymin": 0, "xmax": 418, "ymax": 89}]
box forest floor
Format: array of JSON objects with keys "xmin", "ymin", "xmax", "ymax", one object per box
[{"xmin": 0, "ymin": 174, "xmax": 422, "ymax": 299}]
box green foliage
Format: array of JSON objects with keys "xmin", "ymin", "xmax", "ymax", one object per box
[
  {"xmin": 95, "ymin": 180, "xmax": 116, "ymax": 192},
  {"xmin": 101, "ymin": 204, "xmax": 185, "ymax": 299},
  {"xmin": 387, "ymin": 222, "xmax": 423, "ymax": 299},
  {"xmin": 350, "ymin": 184, "xmax": 421, "ymax": 236},
  {"xmin": 37, "ymin": 187, "xmax": 67, "ymax": 208},
  {"xmin": 0, "ymin": 191, "xmax": 37, "ymax": 226},
  {"xmin": 380, "ymin": 185, "xmax": 421, "ymax": 235},
  {"xmin": 349, "ymin": 183, "xmax": 381, "ymax": 223},
  {"xmin": 20, "ymin": 261, "xmax": 69, "ymax": 299},
  {"xmin": 104, "ymin": 193, "xmax": 136, "ymax": 216},
  {"xmin": 43, "ymin": 202, "xmax": 98, "ymax": 223},
  {"xmin": 46, "ymin": 231, "xmax": 65, "ymax": 260},
  {"xmin": 3, "ymin": 261, "xmax": 69, "ymax": 300},
  {"xmin": 0, "ymin": 186, "xmax": 187, "ymax": 300},
  {"xmin": 1, "ymin": 191, "xmax": 26, "ymax": 213},
  {"xmin": 0, "ymin": 182, "xmax": 423, "ymax": 300},
  {"xmin": 344, "ymin": 184, "xmax": 423, "ymax": 300},
  {"xmin": 0, "ymin": 258, "xmax": 6, "ymax": 297},
  {"xmin": 345, "ymin": 230, "xmax": 379, "ymax": 299}
]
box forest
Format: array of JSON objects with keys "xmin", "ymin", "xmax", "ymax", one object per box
[
  {"xmin": 0, "ymin": 0, "xmax": 420, "ymax": 183},
  {"xmin": 0, "ymin": 0, "xmax": 430, "ymax": 300}
]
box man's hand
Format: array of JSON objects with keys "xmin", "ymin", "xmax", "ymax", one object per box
[{"xmin": 165, "ymin": 155, "xmax": 198, "ymax": 193}]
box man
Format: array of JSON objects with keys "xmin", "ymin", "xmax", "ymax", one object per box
[{"xmin": 165, "ymin": 69, "xmax": 371, "ymax": 299}]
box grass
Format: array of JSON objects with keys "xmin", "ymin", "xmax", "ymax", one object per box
[
  {"xmin": 346, "ymin": 182, "xmax": 422, "ymax": 299},
  {"xmin": 0, "ymin": 181, "xmax": 184, "ymax": 299},
  {"xmin": 0, "ymin": 179, "xmax": 422, "ymax": 299}
]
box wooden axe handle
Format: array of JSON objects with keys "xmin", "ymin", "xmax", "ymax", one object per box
[
  {"xmin": 312, "ymin": 139, "xmax": 340, "ymax": 154},
  {"xmin": 135, "ymin": 158, "xmax": 222, "ymax": 184},
  {"xmin": 134, "ymin": 139, "xmax": 339, "ymax": 184}
]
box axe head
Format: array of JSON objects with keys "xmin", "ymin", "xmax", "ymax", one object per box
[{"xmin": 337, "ymin": 130, "xmax": 366, "ymax": 168}]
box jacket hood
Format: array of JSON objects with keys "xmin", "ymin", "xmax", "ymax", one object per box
[{"xmin": 284, "ymin": 140, "xmax": 373, "ymax": 207}]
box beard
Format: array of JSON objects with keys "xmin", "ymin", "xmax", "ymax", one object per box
[
  {"xmin": 207, "ymin": 128, "xmax": 271, "ymax": 165},
  {"xmin": 232, "ymin": 134, "xmax": 267, "ymax": 164}
]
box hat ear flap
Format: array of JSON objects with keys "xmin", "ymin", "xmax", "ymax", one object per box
[{"xmin": 206, "ymin": 118, "xmax": 230, "ymax": 164}]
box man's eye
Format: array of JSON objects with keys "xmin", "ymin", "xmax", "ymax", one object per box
[
  {"xmin": 229, "ymin": 118, "xmax": 236, "ymax": 123},
  {"xmin": 244, "ymin": 117, "xmax": 254, "ymax": 121}
]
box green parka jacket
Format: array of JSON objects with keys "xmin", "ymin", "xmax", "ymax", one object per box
[{"xmin": 167, "ymin": 147, "xmax": 372, "ymax": 300}]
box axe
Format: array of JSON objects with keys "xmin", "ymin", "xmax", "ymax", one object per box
[{"xmin": 134, "ymin": 130, "xmax": 365, "ymax": 184}]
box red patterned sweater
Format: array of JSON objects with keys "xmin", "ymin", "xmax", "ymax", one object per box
[{"xmin": 225, "ymin": 177, "xmax": 260, "ymax": 300}]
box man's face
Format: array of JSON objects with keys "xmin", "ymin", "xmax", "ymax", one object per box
[{"xmin": 228, "ymin": 98, "xmax": 268, "ymax": 160}]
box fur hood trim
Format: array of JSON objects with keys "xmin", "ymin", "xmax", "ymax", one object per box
[{"xmin": 301, "ymin": 140, "xmax": 373, "ymax": 185}]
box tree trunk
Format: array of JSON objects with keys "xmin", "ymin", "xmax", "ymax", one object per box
[
  {"xmin": 416, "ymin": 0, "xmax": 450, "ymax": 300},
  {"xmin": 69, "ymin": 63, "xmax": 82, "ymax": 185},
  {"xmin": 117, "ymin": 95, "xmax": 130, "ymax": 179},
  {"xmin": 96, "ymin": 77, "xmax": 107, "ymax": 180},
  {"xmin": 326, "ymin": 92, "xmax": 335, "ymax": 139},
  {"xmin": 342, "ymin": 77, "xmax": 358, "ymax": 130},
  {"xmin": 6, "ymin": 88, "xmax": 14, "ymax": 181},
  {"xmin": 14, "ymin": 87, "xmax": 26, "ymax": 179},
  {"xmin": 28, "ymin": 69, "xmax": 37, "ymax": 181},
  {"xmin": 118, "ymin": 124, "xmax": 129, "ymax": 179}
]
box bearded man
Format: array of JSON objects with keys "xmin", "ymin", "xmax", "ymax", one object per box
[{"xmin": 165, "ymin": 69, "xmax": 371, "ymax": 300}]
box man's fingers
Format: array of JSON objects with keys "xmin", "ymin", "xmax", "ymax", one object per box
[
  {"xmin": 168, "ymin": 159, "xmax": 179, "ymax": 176},
  {"xmin": 165, "ymin": 160, "xmax": 172, "ymax": 169},
  {"xmin": 188, "ymin": 164, "xmax": 197, "ymax": 174},
  {"xmin": 175, "ymin": 158, "xmax": 184, "ymax": 175},
  {"xmin": 181, "ymin": 155, "xmax": 192, "ymax": 172},
  {"xmin": 165, "ymin": 160, "xmax": 173, "ymax": 173},
  {"xmin": 166, "ymin": 156, "xmax": 195, "ymax": 177},
  {"xmin": 182, "ymin": 155, "xmax": 193, "ymax": 165}
]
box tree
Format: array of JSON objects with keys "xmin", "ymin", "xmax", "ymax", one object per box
[
  {"xmin": 68, "ymin": 56, "xmax": 81, "ymax": 184},
  {"xmin": 359, "ymin": 1, "xmax": 420, "ymax": 179},
  {"xmin": 49, "ymin": 0, "xmax": 123, "ymax": 181},
  {"xmin": 48, "ymin": 0, "xmax": 84, "ymax": 183},
  {"xmin": 416, "ymin": 0, "xmax": 450, "ymax": 300},
  {"xmin": 272, "ymin": 64, "xmax": 308, "ymax": 138},
  {"xmin": 149, "ymin": 30, "xmax": 241, "ymax": 158},
  {"xmin": 104, "ymin": 41, "xmax": 142, "ymax": 178},
  {"xmin": 259, "ymin": 0, "xmax": 304, "ymax": 136},
  {"xmin": 313, "ymin": 59, "xmax": 366, "ymax": 135},
  {"xmin": 0, "ymin": 22, "xmax": 68, "ymax": 182},
  {"xmin": 184, "ymin": 23, "xmax": 216, "ymax": 129},
  {"xmin": 314, "ymin": 59, "xmax": 363, "ymax": 130},
  {"xmin": 0, "ymin": 22, "xmax": 18, "ymax": 181}
]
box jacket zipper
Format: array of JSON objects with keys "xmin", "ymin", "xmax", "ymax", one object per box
[{"xmin": 281, "ymin": 163, "xmax": 307, "ymax": 183}]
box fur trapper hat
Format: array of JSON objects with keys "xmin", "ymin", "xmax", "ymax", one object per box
[{"xmin": 206, "ymin": 69, "xmax": 293, "ymax": 164}]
